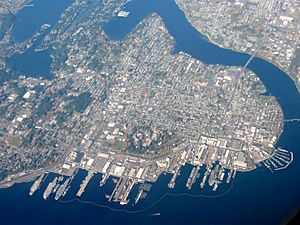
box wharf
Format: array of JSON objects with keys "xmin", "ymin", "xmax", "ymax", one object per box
[{"xmin": 76, "ymin": 170, "xmax": 94, "ymax": 197}]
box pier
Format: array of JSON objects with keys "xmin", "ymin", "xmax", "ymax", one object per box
[
  {"xmin": 108, "ymin": 177, "xmax": 135, "ymax": 205},
  {"xmin": 76, "ymin": 170, "xmax": 94, "ymax": 197},
  {"xmin": 168, "ymin": 166, "xmax": 180, "ymax": 188},
  {"xmin": 186, "ymin": 165, "xmax": 201, "ymax": 190},
  {"xmin": 263, "ymin": 148, "xmax": 293, "ymax": 171}
]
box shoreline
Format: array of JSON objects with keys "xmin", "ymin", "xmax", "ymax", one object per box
[
  {"xmin": 0, "ymin": 0, "xmax": 293, "ymax": 190},
  {"xmin": 175, "ymin": 0, "xmax": 300, "ymax": 95},
  {"xmin": 0, "ymin": 168, "xmax": 48, "ymax": 189}
]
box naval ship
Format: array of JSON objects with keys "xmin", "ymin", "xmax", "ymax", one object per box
[
  {"xmin": 43, "ymin": 177, "xmax": 58, "ymax": 200},
  {"xmin": 29, "ymin": 174, "xmax": 46, "ymax": 196},
  {"xmin": 54, "ymin": 178, "xmax": 71, "ymax": 200}
]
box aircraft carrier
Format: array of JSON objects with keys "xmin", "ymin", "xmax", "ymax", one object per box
[
  {"xmin": 29, "ymin": 174, "xmax": 46, "ymax": 196},
  {"xmin": 43, "ymin": 177, "xmax": 58, "ymax": 200},
  {"xmin": 55, "ymin": 178, "xmax": 71, "ymax": 200}
]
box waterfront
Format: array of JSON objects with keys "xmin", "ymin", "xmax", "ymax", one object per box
[
  {"xmin": 1, "ymin": 0, "xmax": 300, "ymax": 224},
  {"xmin": 7, "ymin": 0, "xmax": 73, "ymax": 79}
]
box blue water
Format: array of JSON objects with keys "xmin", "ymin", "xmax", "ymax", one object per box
[
  {"xmin": 1, "ymin": 0, "xmax": 300, "ymax": 224},
  {"xmin": 7, "ymin": 42, "xmax": 53, "ymax": 79},
  {"xmin": 7, "ymin": 0, "xmax": 73, "ymax": 79},
  {"xmin": 11, "ymin": 0, "xmax": 73, "ymax": 43}
]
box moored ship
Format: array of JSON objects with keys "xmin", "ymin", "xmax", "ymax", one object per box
[
  {"xmin": 55, "ymin": 178, "xmax": 70, "ymax": 200},
  {"xmin": 43, "ymin": 177, "xmax": 58, "ymax": 200},
  {"xmin": 29, "ymin": 174, "xmax": 45, "ymax": 196}
]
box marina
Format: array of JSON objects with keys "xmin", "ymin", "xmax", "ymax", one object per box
[{"xmin": 262, "ymin": 148, "xmax": 294, "ymax": 171}]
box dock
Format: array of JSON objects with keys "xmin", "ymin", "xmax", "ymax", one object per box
[
  {"xmin": 186, "ymin": 165, "xmax": 201, "ymax": 190},
  {"xmin": 168, "ymin": 166, "xmax": 180, "ymax": 188},
  {"xmin": 108, "ymin": 177, "xmax": 136, "ymax": 205},
  {"xmin": 263, "ymin": 148, "xmax": 294, "ymax": 171},
  {"xmin": 76, "ymin": 170, "xmax": 94, "ymax": 197},
  {"xmin": 200, "ymin": 164, "xmax": 212, "ymax": 188},
  {"xmin": 100, "ymin": 173, "xmax": 110, "ymax": 187}
]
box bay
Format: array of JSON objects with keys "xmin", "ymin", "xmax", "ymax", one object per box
[
  {"xmin": 1, "ymin": 0, "xmax": 300, "ymax": 224},
  {"xmin": 7, "ymin": 0, "xmax": 74, "ymax": 79}
]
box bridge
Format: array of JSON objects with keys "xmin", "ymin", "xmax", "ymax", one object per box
[
  {"xmin": 243, "ymin": 50, "xmax": 257, "ymax": 69},
  {"xmin": 243, "ymin": 39, "xmax": 265, "ymax": 69},
  {"xmin": 284, "ymin": 119, "xmax": 300, "ymax": 123}
]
